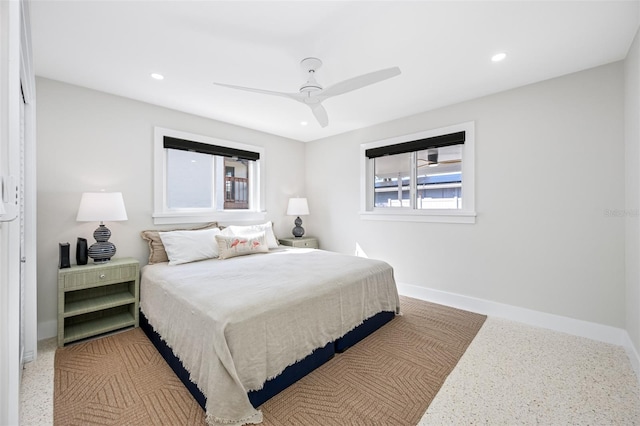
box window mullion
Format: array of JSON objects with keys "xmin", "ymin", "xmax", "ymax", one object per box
[
  {"xmin": 367, "ymin": 158, "xmax": 375, "ymax": 210},
  {"xmin": 410, "ymin": 151, "xmax": 417, "ymax": 210},
  {"xmin": 248, "ymin": 161, "xmax": 257, "ymax": 211},
  {"xmin": 214, "ymin": 155, "xmax": 224, "ymax": 211}
]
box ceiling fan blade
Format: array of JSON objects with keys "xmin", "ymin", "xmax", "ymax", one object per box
[
  {"xmin": 310, "ymin": 103, "xmax": 329, "ymax": 128},
  {"xmin": 214, "ymin": 82, "xmax": 300, "ymax": 100},
  {"xmin": 321, "ymin": 66, "xmax": 401, "ymax": 99},
  {"xmin": 417, "ymin": 158, "xmax": 461, "ymax": 168}
]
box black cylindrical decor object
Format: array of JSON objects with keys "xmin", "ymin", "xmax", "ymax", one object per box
[
  {"xmin": 59, "ymin": 243, "xmax": 71, "ymax": 269},
  {"xmin": 76, "ymin": 237, "xmax": 88, "ymax": 265}
]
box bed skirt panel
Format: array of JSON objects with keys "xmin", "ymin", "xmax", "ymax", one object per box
[
  {"xmin": 335, "ymin": 310, "xmax": 395, "ymax": 352},
  {"xmin": 247, "ymin": 341, "xmax": 335, "ymax": 407}
]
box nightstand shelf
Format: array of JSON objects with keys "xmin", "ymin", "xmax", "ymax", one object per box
[
  {"xmin": 63, "ymin": 310, "xmax": 136, "ymax": 345},
  {"xmin": 279, "ymin": 236, "xmax": 319, "ymax": 249},
  {"xmin": 58, "ymin": 258, "xmax": 140, "ymax": 346},
  {"xmin": 63, "ymin": 288, "xmax": 136, "ymax": 317}
]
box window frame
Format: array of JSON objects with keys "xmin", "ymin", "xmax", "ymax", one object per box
[
  {"xmin": 360, "ymin": 121, "xmax": 476, "ymax": 224},
  {"xmin": 153, "ymin": 127, "xmax": 266, "ymax": 225}
]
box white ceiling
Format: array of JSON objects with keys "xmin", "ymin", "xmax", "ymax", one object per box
[{"xmin": 30, "ymin": 1, "xmax": 639, "ymax": 143}]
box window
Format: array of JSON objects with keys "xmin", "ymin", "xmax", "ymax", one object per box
[
  {"xmin": 153, "ymin": 127, "xmax": 265, "ymax": 225},
  {"xmin": 360, "ymin": 122, "xmax": 475, "ymax": 223},
  {"xmin": 224, "ymin": 159, "xmax": 249, "ymax": 210}
]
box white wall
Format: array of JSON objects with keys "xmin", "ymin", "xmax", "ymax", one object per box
[
  {"xmin": 626, "ymin": 27, "xmax": 640, "ymax": 354},
  {"xmin": 306, "ymin": 62, "xmax": 626, "ymax": 328},
  {"xmin": 35, "ymin": 78, "xmax": 306, "ymax": 339}
]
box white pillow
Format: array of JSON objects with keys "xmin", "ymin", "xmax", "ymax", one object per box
[
  {"xmin": 159, "ymin": 228, "xmax": 221, "ymax": 265},
  {"xmin": 221, "ymin": 221, "xmax": 279, "ymax": 249},
  {"xmin": 215, "ymin": 231, "xmax": 269, "ymax": 260}
]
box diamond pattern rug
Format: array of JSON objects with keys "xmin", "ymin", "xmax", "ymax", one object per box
[{"xmin": 54, "ymin": 296, "xmax": 486, "ymax": 425}]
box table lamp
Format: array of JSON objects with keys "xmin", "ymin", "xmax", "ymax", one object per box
[
  {"xmin": 76, "ymin": 192, "xmax": 128, "ymax": 263},
  {"xmin": 286, "ymin": 197, "xmax": 309, "ymax": 238}
]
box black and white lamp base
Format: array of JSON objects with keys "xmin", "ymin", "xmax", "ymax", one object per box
[
  {"xmin": 88, "ymin": 223, "xmax": 116, "ymax": 262},
  {"xmin": 292, "ymin": 216, "xmax": 305, "ymax": 238}
]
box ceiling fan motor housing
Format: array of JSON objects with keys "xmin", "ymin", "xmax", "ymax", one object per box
[
  {"xmin": 300, "ymin": 76, "xmax": 322, "ymax": 93},
  {"xmin": 428, "ymin": 149, "xmax": 439, "ymax": 165},
  {"xmin": 300, "ymin": 57, "xmax": 323, "ymax": 93}
]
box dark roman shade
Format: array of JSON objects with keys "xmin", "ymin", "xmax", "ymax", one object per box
[
  {"xmin": 164, "ymin": 136, "xmax": 260, "ymax": 161},
  {"xmin": 365, "ymin": 131, "xmax": 465, "ymax": 159}
]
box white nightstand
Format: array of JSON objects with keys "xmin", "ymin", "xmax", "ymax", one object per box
[{"xmin": 279, "ymin": 236, "xmax": 319, "ymax": 249}]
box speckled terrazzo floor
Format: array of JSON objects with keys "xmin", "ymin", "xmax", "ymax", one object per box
[
  {"xmin": 421, "ymin": 317, "xmax": 640, "ymax": 425},
  {"xmin": 20, "ymin": 317, "xmax": 640, "ymax": 425},
  {"xmin": 20, "ymin": 336, "xmax": 56, "ymax": 425}
]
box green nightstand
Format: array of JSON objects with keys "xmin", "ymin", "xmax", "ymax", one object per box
[
  {"xmin": 57, "ymin": 257, "xmax": 140, "ymax": 346},
  {"xmin": 278, "ymin": 236, "xmax": 319, "ymax": 249}
]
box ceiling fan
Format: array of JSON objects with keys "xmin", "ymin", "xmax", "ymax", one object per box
[
  {"xmin": 418, "ymin": 149, "xmax": 462, "ymax": 168},
  {"xmin": 213, "ymin": 57, "xmax": 401, "ymax": 128}
]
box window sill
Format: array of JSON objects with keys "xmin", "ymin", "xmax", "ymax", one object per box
[
  {"xmin": 153, "ymin": 210, "xmax": 267, "ymax": 226},
  {"xmin": 359, "ymin": 210, "xmax": 476, "ymax": 224}
]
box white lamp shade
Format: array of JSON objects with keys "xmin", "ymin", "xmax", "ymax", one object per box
[
  {"xmin": 286, "ymin": 197, "xmax": 309, "ymax": 216},
  {"xmin": 76, "ymin": 192, "xmax": 128, "ymax": 222}
]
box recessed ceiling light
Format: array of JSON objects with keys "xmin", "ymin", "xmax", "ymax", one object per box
[
  {"xmin": 300, "ymin": 121, "xmax": 308, "ymax": 126},
  {"xmin": 491, "ymin": 53, "xmax": 507, "ymax": 62},
  {"xmin": 150, "ymin": 73, "xmax": 164, "ymax": 80}
]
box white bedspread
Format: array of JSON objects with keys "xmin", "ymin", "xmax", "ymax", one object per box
[{"xmin": 140, "ymin": 248, "xmax": 400, "ymax": 426}]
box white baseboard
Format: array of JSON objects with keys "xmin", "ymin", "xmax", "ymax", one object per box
[
  {"xmin": 397, "ymin": 282, "xmax": 640, "ymax": 380},
  {"xmin": 22, "ymin": 349, "xmax": 35, "ymax": 364}
]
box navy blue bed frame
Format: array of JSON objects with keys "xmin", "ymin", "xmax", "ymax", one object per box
[{"xmin": 140, "ymin": 310, "xmax": 395, "ymax": 409}]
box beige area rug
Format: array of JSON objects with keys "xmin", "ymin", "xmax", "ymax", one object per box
[{"xmin": 54, "ymin": 297, "xmax": 486, "ymax": 425}]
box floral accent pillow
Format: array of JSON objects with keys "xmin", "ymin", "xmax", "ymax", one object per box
[
  {"xmin": 221, "ymin": 221, "xmax": 279, "ymax": 248},
  {"xmin": 215, "ymin": 231, "xmax": 268, "ymax": 260}
]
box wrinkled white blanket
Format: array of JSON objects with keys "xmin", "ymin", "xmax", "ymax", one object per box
[{"xmin": 140, "ymin": 248, "xmax": 400, "ymax": 425}]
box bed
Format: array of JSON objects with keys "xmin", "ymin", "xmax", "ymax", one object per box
[{"xmin": 139, "ymin": 223, "xmax": 400, "ymax": 426}]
